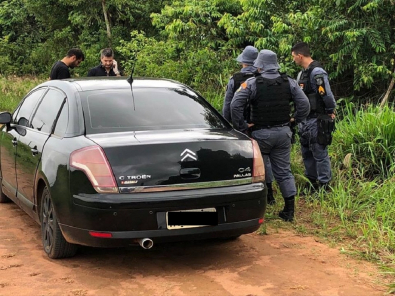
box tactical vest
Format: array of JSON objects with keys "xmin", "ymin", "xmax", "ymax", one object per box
[
  {"xmin": 297, "ymin": 60, "xmax": 326, "ymax": 117},
  {"xmin": 232, "ymin": 71, "xmax": 256, "ymax": 93},
  {"xmin": 250, "ymin": 74, "xmax": 292, "ymax": 127}
]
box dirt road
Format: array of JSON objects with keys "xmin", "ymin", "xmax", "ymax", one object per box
[{"xmin": 0, "ymin": 202, "xmax": 387, "ymax": 296}]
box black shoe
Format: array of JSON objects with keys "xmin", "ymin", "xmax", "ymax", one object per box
[
  {"xmin": 266, "ymin": 182, "xmax": 276, "ymax": 205},
  {"xmin": 318, "ymin": 182, "xmax": 330, "ymax": 191},
  {"xmin": 279, "ymin": 196, "xmax": 294, "ymax": 222},
  {"xmin": 303, "ymin": 178, "xmax": 319, "ymax": 192}
]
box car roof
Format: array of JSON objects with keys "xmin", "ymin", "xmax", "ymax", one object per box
[{"xmin": 41, "ymin": 77, "xmax": 188, "ymax": 92}]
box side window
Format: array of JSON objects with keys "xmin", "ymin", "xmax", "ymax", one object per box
[
  {"xmin": 14, "ymin": 88, "xmax": 47, "ymax": 126},
  {"xmin": 31, "ymin": 89, "xmax": 65, "ymax": 134},
  {"xmin": 53, "ymin": 100, "xmax": 69, "ymax": 137}
]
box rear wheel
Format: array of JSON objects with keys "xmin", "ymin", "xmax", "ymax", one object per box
[
  {"xmin": 41, "ymin": 186, "xmax": 77, "ymax": 259},
  {"xmin": 0, "ymin": 184, "xmax": 10, "ymax": 203}
]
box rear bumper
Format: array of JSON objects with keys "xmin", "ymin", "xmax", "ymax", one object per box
[
  {"xmin": 59, "ymin": 183, "xmax": 266, "ymax": 247},
  {"xmin": 60, "ymin": 219, "xmax": 261, "ymax": 248}
]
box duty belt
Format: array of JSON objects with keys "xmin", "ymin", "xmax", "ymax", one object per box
[{"xmin": 251, "ymin": 122, "xmax": 290, "ymax": 131}]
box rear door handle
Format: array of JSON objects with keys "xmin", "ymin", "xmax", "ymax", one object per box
[
  {"xmin": 31, "ymin": 146, "xmax": 38, "ymax": 156},
  {"xmin": 12, "ymin": 138, "xmax": 17, "ymax": 146}
]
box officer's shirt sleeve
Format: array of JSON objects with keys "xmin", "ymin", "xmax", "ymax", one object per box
[
  {"xmin": 288, "ymin": 78, "xmax": 310, "ymax": 123},
  {"xmin": 311, "ymin": 68, "xmax": 336, "ymax": 113},
  {"xmin": 230, "ymin": 78, "xmax": 255, "ymax": 132},
  {"xmin": 222, "ymin": 77, "xmax": 234, "ymax": 122}
]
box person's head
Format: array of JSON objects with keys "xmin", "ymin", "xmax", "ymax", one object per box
[
  {"xmin": 65, "ymin": 48, "xmax": 85, "ymax": 68},
  {"xmin": 236, "ymin": 46, "xmax": 258, "ymax": 67},
  {"xmin": 291, "ymin": 42, "xmax": 312, "ymax": 68},
  {"xmin": 100, "ymin": 48, "xmax": 115, "ymax": 70},
  {"xmin": 253, "ymin": 49, "xmax": 280, "ymax": 72}
]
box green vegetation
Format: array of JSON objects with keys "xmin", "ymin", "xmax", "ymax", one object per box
[
  {"xmin": 1, "ymin": 0, "xmax": 394, "ymax": 103},
  {"xmin": 0, "ymin": 76, "xmax": 45, "ymax": 111}
]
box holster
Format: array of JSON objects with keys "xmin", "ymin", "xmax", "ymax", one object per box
[{"xmin": 316, "ymin": 114, "xmax": 335, "ymax": 146}]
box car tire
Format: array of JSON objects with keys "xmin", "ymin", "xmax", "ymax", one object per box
[
  {"xmin": 41, "ymin": 186, "xmax": 77, "ymax": 259},
  {"xmin": 0, "ymin": 185, "xmax": 10, "ymax": 203}
]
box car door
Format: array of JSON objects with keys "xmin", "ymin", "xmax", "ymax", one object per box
[
  {"xmin": 16, "ymin": 88, "xmax": 66, "ymax": 213},
  {"xmin": 0, "ymin": 88, "xmax": 46, "ymax": 202}
]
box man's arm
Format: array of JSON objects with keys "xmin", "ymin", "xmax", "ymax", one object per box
[
  {"xmin": 289, "ymin": 78, "xmax": 310, "ymax": 123},
  {"xmin": 230, "ymin": 80, "xmax": 254, "ymax": 132},
  {"xmin": 311, "ymin": 68, "xmax": 336, "ymax": 116},
  {"xmin": 222, "ymin": 78, "xmax": 235, "ymax": 122},
  {"xmin": 113, "ymin": 60, "xmax": 121, "ymax": 76}
]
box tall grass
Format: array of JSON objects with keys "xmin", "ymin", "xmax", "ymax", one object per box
[
  {"xmin": 0, "ymin": 76, "xmax": 45, "ymax": 112},
  {"xmin": 332, "ymin": 104, "xmax": 395, "ymax": 180},
  {"xmin": 295, "ymin": 104, "xmax": 395, "ymax": 269}
]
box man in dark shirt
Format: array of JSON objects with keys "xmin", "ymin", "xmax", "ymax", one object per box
[
  {"xmin": 49, "ymin": 48, "xmax": 85, "ymax": 80},
  {"xmin": 87, "ymin": 48, "xmax": 121, "ymax": 77}
]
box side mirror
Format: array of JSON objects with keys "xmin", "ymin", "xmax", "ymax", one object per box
[{"xmin": 0, "ymin": 112, "xmax": 11, "ymax": 124}]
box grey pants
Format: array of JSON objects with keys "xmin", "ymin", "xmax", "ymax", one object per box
[
  {"xmin": 263, "ymin": 155, "xmax": 274, "ymax": 183},
  {"xmin": 301, "ymin": 142, "xmax": 332, "ymax": 184},
  {"xmin": 299, "ymin": 118, "xmax": 332, "ymax": 184},
  {"xmin": 252, "ymin": 126, "xmax": 296, "ymax": 198}
]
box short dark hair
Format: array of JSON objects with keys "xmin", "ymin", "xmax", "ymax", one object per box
[
  {"xmin": 101, "ymin": 48, "xmax": 114, "ymax": 58},
  {"xmin": 67, "ymin": 48, "xmax": 85, "ymax": 61},
  {"xmin": 291, "ymin": 42, "xmax": 311, "ymax": 57}
]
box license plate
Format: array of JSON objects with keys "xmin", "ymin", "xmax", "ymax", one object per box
[{"xmin": 166, "ymin": 208, "xmax": 217, "ymax": 230}]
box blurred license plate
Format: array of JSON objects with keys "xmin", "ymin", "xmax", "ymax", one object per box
[{"xmin": 166, "ymin": 208, "xmax": 217, "ymax": 230}]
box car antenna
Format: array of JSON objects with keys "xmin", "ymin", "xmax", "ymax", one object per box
[
  {"xmin": 127, "ymin": 54, "xmax": 137, "ymax": 85},
  {"xmin": 127, "ymin": 55, "xmax": 137, "ymax": 110}
]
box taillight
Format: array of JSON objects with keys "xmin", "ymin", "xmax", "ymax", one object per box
[
  {"xmin": 251, "ymin": 139, "xmax": 265, "ymax": 183},
  {"xmin": 70, "ymin": 146, "xmax": 118, "ymax": 194}
]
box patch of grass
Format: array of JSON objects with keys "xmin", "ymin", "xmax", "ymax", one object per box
[{"xmin": 0, "ymin": 76, "xmax": 45, "ymax": 112}]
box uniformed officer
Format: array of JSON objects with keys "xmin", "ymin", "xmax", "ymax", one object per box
[
  {"xmin": 231, "ymin": 50, "xmax": 310, "ymax": 221},
  {"xmin": 223, "ymin": 45, "xmax": 258, "ymax": 122},
  {"xmin": 222, "ymin": 46, "xmax": 275, "ymax": 204},
  {"xmin": 291, "ymin": 42, "xmax": 336, "ymax": 190}
]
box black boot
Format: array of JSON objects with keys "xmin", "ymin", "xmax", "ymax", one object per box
[
  {"xmin": 279, "ymin": 196, "xmax": 295, "ymax": 222},
  {"xmin": 305, "ymin": 178, "xmax": 318, "ymax": 191},
  {"xmin": 266, "ymin": 183, "xmax": 275, "ymax": 205},
  {"xmin": 318, "ymin": 182, "xmax": 330, "ymax": 191}
]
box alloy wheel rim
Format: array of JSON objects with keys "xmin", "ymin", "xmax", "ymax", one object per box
[{"xmin": 42, "ymin": 192, "xmax": 54, "ymax": 253}]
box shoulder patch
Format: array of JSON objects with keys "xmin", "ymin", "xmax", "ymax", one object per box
[
  {"xmin": 314, "ymin": 72, "xmax": 327, "ymax": 96},
  {"xmin": 236, "ymin": 81, "xmax": 248, "ymax": 93},
  {"xmin": 314, "ymin": 74, "xmax": 324, "ymax": 87},
  {"xmin": 318, "ymin": 85, "xmax": 326, "ymax": 96}
]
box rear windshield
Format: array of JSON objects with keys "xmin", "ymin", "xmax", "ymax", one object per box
[{"xmin": 80, "ymin": 87, "xmax": 227, "ymax": 134}]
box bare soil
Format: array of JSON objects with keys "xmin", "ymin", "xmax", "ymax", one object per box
[{"xmin": 0, "ymin": 202, "xmax": 389, "ymax": 296}]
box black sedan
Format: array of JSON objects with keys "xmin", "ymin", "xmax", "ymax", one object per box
[{"xmin": 0, "ymin": 77, "xmax": 267, "ymax": 258}]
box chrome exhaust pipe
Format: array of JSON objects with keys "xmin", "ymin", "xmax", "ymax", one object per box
[{"xmin": 137, "ymin": 238, "xmax": 154, "ymax": 249}]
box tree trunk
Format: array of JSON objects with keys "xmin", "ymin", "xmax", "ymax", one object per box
[
  {"xmin": 380, "ymin": 74, "xmax": 395, "ymax": 108},
  {"xmin": 102, "ymin": 0, "xmax": 112, "ymax": 47}
]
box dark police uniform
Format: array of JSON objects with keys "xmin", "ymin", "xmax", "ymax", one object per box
[
  {"xmin": 297, "ymin": 61, "xmax": 336, "ymax": 186},
  {"xmin": 223, "ymin": 66, "xmax": 257, "ymax": 122},
  {"xmin": 231, "ymin": 50, "xmax": 310, "ymax": 221}
]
